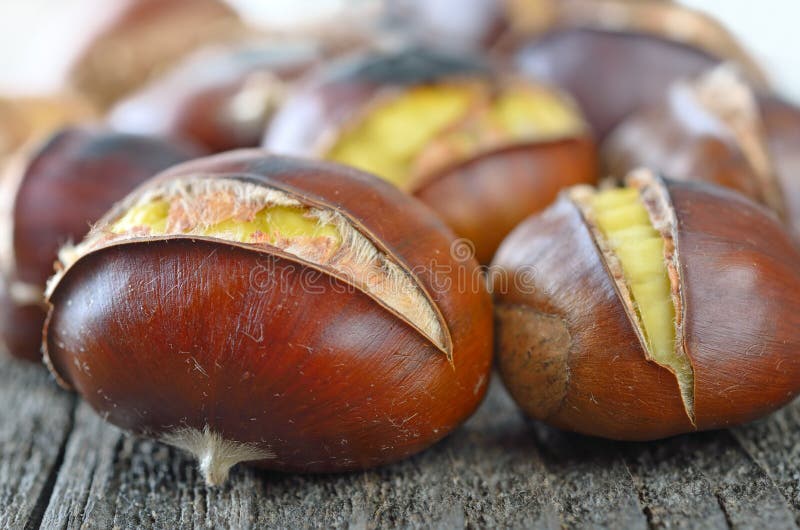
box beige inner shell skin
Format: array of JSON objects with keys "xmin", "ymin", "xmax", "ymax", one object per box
[{"xmin": 52, "ymin": 177, "xmax": 450, "ymax": 360}]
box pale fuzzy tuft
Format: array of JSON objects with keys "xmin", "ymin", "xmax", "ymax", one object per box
[{"xmin": 162, "ymin": 425, "xmax": 275, "ymax": 487}]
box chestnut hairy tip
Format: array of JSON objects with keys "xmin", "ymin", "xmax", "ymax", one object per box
[
  {"xmin": 43, "ymin": 152, "xmax": 493, "ymax": 485},
  {"xmin": 69, "ymin": 0, "xmax": 245, "ymax": 109},
  {"xmin": 0, "ymin": 127, "xmax": 201, "ymax": 361},
  {"xmin": 108, "ymin": 40, "xmax": 326, "ymax": 153},
  {"xmin": 603, "ymin": 67, "xmax": 782, "ymax": 215},
  {"xmin": 492, "ymin": 169, "xmax": 800, "ymax": 440},
  {"xmin": 265, "ymin": 47, "xmax": 598, "ymax": 263}
]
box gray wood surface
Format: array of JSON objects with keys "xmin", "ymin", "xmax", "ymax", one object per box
[{"xmin": 1, "ymin": 354, "xmax": 799, "ymax": 530}]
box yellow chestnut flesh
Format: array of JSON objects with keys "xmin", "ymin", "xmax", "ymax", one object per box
[
  {"xmin": 589, "ymin": 187, "xmax": 692, "ymax": 409},
  {"xmin": 87, "ymin": 178, "xmax": 443, "ymax": 353},
  {"xmin": 326, "ymin": 83, "xmax": 584, "ymax": 189},
  {"xmin": 327, "ymin": 85, "xmax": 478, "ymax": 187},
  {"xmin": 111, "ymin": 199, "xmax": 342, "ymax": 249}
]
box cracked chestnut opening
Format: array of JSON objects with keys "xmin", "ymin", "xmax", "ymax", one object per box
[
  {"xmin": 572, "ymin": 178, "xmax": 695, "ymax": 420},
  {"xmin": 326, "ymin": 81, "xmax": 585, "ymax": 190},
  {"xmin": 54, "ymin": 177, "xmax": 450, "ymax": 358}
]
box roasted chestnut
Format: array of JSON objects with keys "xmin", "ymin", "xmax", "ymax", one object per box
[
  {"xmin": 108, "ymin": 40, "xmax": 323, "ymax": 152},
  {"xmin": 43, "ymin": 152, "xmax": 493, "ymax": 485},
  {"xmin": 265, "ymin": 48, "xmax": 598, "ymax": 263},
  {"xmin": 69, "ymin": 0, "xmax": 244, "ymax": 109},
  {"xmin": 0, "ymin": 128, "xmax": 201, "ymax": 361},
  {"xmin": 756, "ymin": 96, "xmax": 800, "ymax": 235},
  {"xmin": 604, "ymin": 67, "xmax": 800, "ymax": 233},
  {"xmin": 511, "ymin": 0, "xmax": 766, "ymax": 138},
  {"xmin": 604, "ymin": 68, "xmax": 780, "ymax": 211},
  {"xmin": 0, "ymin": 95, "xmax": 97, "ymax": 160},
  {"xmin": 492, "ymin": 169, "xmax": 800, "ymax": 440}
]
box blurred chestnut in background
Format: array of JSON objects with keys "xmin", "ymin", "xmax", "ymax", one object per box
[
  {"xmin": 758, "ymin": 96, "xmax": 800, "ymax": 235},
  {"xmin": 604, "ymin": 68, "xmax": 781, "ymax": 214},
  {"xmin": 69, "ymin": 0, "xmax": 245, "ymax": 109},
  {"xmin": 381, "ymin": 0, "xmax": 507, "ymax": 52},
  {"xmin": 604, "ymin": 67, "xmax": 800, "ymax": 233},
  {"xmin": 0, "ymin": 95, "xmax": 96, "ymax": 161},
  {"xmin": 265, "ymin": 48, "xmax": 598, "ymax": 263},
  {"xmin": 108, "ymin": 40, "xmax": 323, "ymax": 152},
  {"xmin": 492, "ymin": 170, "xmax": 800, "ymax": 440},
  {"xmin": 511, "ymin": 0, "xmax": 767, "ymax": 138},
  {"xmin": 43, "ymin": 151, "xmax": 493, "ymax": 485},
  {"xmin": 0, "ymin": 128, "xmax": 201, "ymax": 361}
]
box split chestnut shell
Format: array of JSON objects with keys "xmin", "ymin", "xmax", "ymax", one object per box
[
  {"xmin": 265, "ymin": 47, "xmax": 598, "ymax": 264},
  {"xmin": 43, "ymin": 152, "xmax": 493, "ymax": 484},
  {"xmin": 492, "ymin": 170, "xmax": 800, "ymax": 440}
]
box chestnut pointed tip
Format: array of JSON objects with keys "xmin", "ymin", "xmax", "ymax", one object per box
[{"xmin": 162, "ymin": 425, "xmax": 275, "ymax": 487}]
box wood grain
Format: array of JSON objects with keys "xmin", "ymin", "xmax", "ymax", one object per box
[
  {"xmin": 2, "ymin": 358, "xmax": 800, "ymax": 529},
  {"xmin": 0, "ymin": 356, "xmax": 74, "ymax": 530}
]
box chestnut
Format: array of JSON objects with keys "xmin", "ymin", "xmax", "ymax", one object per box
[
  {"xmin": 511, "ymin": 0, "xmax": 766, "ymax": 138},
  {"xmin": 42, "ymin": 151, "xmax": 493, "ymax": 485},
  {"xmin": 0, "ymin": 128, "xmax": 201, "ymax": 361},
  {"xmin": 68, "ymin": 0, "xmax": 244, "ymax": 109},
  {"xmin": 107, "ymin": 41, "xmax": 328, "ymax": 153},
  {"xmin": 491, "ymin": 169, "xmax": 800, "ymax": 440},
  {"xmin": 758, "ymin": 96, "xmax": 800, "ymax": 236},
  {"xmin": 603, "ymin": 67, "xmax": 800, "ymax": 232},
  {"xmin": 603, "ymin": 68, "xmax": 781, "ymax": 211},
  {"xmin": 265, "ymin": 48, "xmax": 598, "ymax": 264},
  {"xmin": 0, "ymin": 95, "xmax": 97, "ymax": 160}
]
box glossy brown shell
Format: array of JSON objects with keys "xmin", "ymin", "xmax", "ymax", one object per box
[
  {"xmin": 44, "ymin": 152, "xmax": 494, "ymax": 473},
  {"xmin": 0, "ymin": 128, "xmax": 201, "ymax": 360},
  {"xmin": 514, "ymin": 28, "xmax": 729, "ymax": 139},
  {"xmin": 416, "ymin": 136, "xmax": 597, "ymax": 264},
  {"xmin": 264, "ymin": 48, "xmax": 597, "ymax": 264},
  {"xmin": 492, "ymin": 178, "xmax": 800, "ymax": 440}
]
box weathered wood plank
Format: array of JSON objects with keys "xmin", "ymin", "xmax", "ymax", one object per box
[
  {"xmin": 41, "ymin": 378, "xmax": 563, "ymax": 529},
  {"xmin": 29, "ymin": 369, "xmax": 800, "ymax": 530},
  {"xmin": 623, "ymin": 435, "xmax": 730, "ymax": 529},
  {"xmin": 531, "ymin": 425, "xmax": 649, "ymax": 530},
  {"xmin": 623, "ymin": 429, "xmax": 799, "ymax": 530},
  {"xmin": 732, "ymin": 399, "xmax": 800, "ymax": 525},
  {"xmin": 0, "ymin": 355, "xmax": 75, "ymax": 530}
]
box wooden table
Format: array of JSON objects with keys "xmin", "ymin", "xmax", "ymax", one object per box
[{"xmin": 1, "ymin": 354, "xmax": 799, "ymax": 530}]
